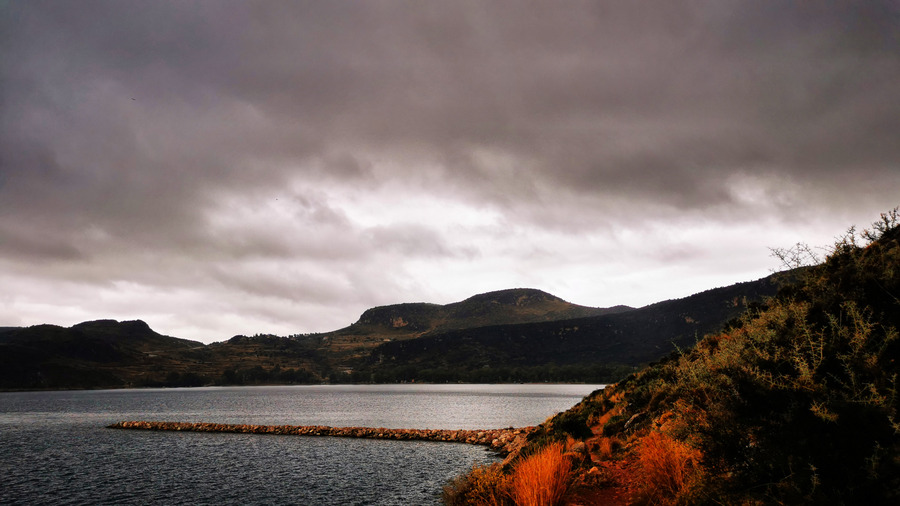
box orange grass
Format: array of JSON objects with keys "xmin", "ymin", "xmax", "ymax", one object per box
[
  {"xmin": 507, "ymin": 442, "xmax": 575, "ymax": 506},
  {"xmin": 635, "ymin": 431, "xmax": 701, "ymax": 503},
  {"xmin": 594, "ymin": 436, "xmax": 617, "ymax": 460}
]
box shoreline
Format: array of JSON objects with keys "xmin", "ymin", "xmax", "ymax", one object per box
[
  {"xmin": 2, "ymin": 381, "xmax": 605, "ymax": 393},
  {"xmin": 108, "ymin": 420, "xmax": 533, "ymax": 455}
]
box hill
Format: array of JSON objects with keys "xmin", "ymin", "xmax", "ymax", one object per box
[
  {"xmin": 0, "ymin": 320, "xmax": 203, "ymax": 389},
  {"xmin": 0, "ymin": 321, "xmax": 333, "ymax": 390},
  {"xmin": 351, "ymin": 274, "xmax": 782, "ymax": 383},
  {"xmin": 445, "ymin": 209, "xmax": 900, "ymax": 504},
  {"xmin": 315, "ymin": 288, "xmax": 630, "ymax": 367}
]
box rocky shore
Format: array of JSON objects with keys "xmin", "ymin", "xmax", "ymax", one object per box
[{"xmin": 108, "ymin": 421, "xmax": 533, "ymax": 455}]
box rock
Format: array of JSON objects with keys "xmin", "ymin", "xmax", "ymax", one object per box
[{"xmin": 108, "ymin": 420, "xmax": 532, "ymax": 452}]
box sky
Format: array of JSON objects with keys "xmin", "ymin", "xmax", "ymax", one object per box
[{"xmin": 2, "ymin": 1, "xmax": 899, "ymax": 343}]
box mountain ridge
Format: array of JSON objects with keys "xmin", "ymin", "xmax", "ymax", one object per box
[
  {"xmin": 319, "ymin": 287, "xmax": 633, "ymax": 366},
  {"xmin": 0, "ymin": 279, "xmax": 779, "ymax": 390},
  {"xmin": 352, "ymin": 274, "xmax": 781, "ymax": 382}
]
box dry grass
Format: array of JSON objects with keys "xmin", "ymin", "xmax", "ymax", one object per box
[
  {"xmin": 507, "ymin": 442, "xmax": 576, "ymax": 506},
  {"xmin": 634, "ymin": 431, "xmax": 701, "ymax": 504},
  {"xmin": 442, "ymin": 463, "xmax": 510, "ymax": 506},
  {"xmin": 443, "ymin": 442, "xmax": 580, "ymax": 506},
  {"xmin": 593, "ymin": 436, "xmax": 618, "ymax": 460}
]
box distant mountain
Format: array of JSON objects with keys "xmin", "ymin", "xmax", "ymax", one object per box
[
  {"xmin": 317, "ymin": 288, "xmax": 632, "ymax": 366},
  {"xmin": 352, "ymin": 274, "xmax": 783, "ymax": 382},
  {"xmin": 0, "ymin": 320, "xmax": 328, "ymax": 390},
  {"xmin": 0, "ymin": 279, "xmax": 784, "ymax": 390},
  {"xmin": 0, "ymin": 320, "xmax": 203, "ymax": 390}
]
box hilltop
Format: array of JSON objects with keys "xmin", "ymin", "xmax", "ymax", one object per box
[
  {"xmin": 445, "ymin": 209, "xmax": 900, "ymax": 504},
  {"xmin": 314, "ymin": 287, "xmax": 631, "ymax": 367}
]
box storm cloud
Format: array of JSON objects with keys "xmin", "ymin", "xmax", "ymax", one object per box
[{"xmin": 2, "ymin": 1, "xmax": 899, "ymax": 341}]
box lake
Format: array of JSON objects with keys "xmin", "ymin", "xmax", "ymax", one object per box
[{"xmin": 0, "ymin": 384, "xmax": 603, "ymax": 505}]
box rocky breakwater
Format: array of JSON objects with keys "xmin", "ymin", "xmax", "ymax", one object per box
[{"xmin": 108, "ymin": 421, "xmax": 533, "ymax": 455}]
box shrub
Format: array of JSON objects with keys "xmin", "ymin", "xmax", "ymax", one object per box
[
  {"xmin": 634, "ymin": 431, "xmax": 702, "ymax": 504},
  {"xmin": 593, "ymin": 436, "xmax": 618, "ymax": 460},
  {"xmin": 507, "ymin": 442, "xmax": 576, "ymax": 506},
  {"xmin": 442, "ymin": 463, "xmax": 510, "ymax": 506}
]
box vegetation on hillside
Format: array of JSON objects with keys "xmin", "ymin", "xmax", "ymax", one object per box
[
  {"xmin": 352, "ymin": 276, "xmax": 780, "ymax": 384},
  {"xmin": 317, "ymin": 288, "xmax": 628, "ymax": 368},
  {"xmin": 446, "ymin": 209, "xmax": 900, "ymax": 505},
  {"xmin": 0, "ymin": 328, "xmax": 328, "ymax": 390}
]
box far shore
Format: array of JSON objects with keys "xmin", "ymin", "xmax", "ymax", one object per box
[{"xmin": 1, "ymin": 381, "xmax": 607, "ymax": 393}]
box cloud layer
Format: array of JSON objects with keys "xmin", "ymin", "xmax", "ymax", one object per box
[{"xmin": 2, "ymin": 1, "xmax": 899, "ymax": 342}]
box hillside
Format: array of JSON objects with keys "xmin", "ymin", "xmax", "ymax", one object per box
[
  {"xmin": 316, "ymin": 288, "xmax": 630, "ymax": 367},
  {"xmin": 0, "ymin": 320, "xmax": 204, "ymax": 389},
  {"xmin": 445, "ymin": 210, "xmax": 900, "ymax": 505},
  {"xmin": 352, "ymin": 274, "xmax": 781, "ymax": 383},
  {"xmin": 0, "ymin": 322, "xmax": 332, "ymax": 390}
]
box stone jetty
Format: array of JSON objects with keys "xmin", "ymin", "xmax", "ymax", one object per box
[{"xmin": 107, "ymin": 421, "xmax": 533, "ymax": 455}]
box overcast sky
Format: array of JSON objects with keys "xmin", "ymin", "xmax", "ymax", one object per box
[{"xmin": 2, "ymin": 1, "xmax": 899, "ymax": 343}]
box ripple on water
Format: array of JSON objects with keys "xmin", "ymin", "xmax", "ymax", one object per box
[{"xmin": 0, "ymin": 384, "xmax": 602, "ymax": 505}]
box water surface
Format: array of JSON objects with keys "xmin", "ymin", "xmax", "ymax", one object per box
[{"xmin": 0, "ymin": 384, "xmax": 603, "ymax": 505}]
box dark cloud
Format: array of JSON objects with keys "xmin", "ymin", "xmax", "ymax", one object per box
[{"xmin": 2, "ymin": 1, "xmax": 898, "ymax": 341}]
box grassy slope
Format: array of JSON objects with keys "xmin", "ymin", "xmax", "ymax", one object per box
[{"xmin": 450, "ymin": 211, "xmax": 900, "ymax": 505}]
